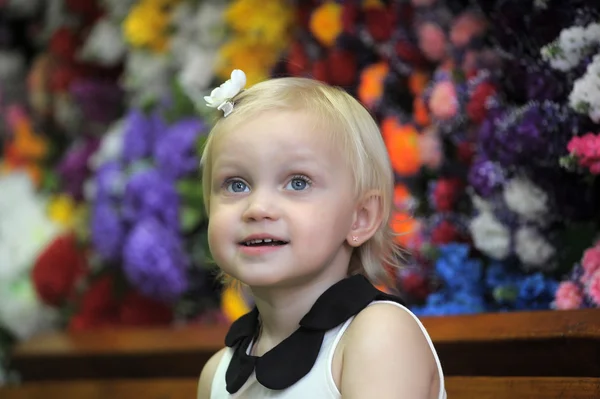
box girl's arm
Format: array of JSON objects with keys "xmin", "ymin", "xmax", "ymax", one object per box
[
  {"xmin": 340, "ymin": 303, "xmax": 437, "ymax": 399},
  {"xmin": 197, "ymin": 347, "xmax": 227, "ymax": 399}
]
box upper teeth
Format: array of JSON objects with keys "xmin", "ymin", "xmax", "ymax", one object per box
[{"xmin": 247, "ymin": 239, "xmax": 274, "ymax": 244}]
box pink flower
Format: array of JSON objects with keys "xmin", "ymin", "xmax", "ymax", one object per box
[
  {"xmin": 429, "ymin": 81, "xmax": 458, "ymax": 120},
  {"xmin": 553, "ymin": 281, "xmax": 584, "ymax": 310},
  {"xmin": 417, "ymin": 22, "xmax": 447, "ymax": 61},
  {"xmin": 585, "ymin": 269, "xmax": 600, "ymax": 306},
  {"xmin": 450, "ymin": 12, "xmax": 487, "ymax": 48},
  {"xmin": 581, "ymin": 245, "xmax": 600, "ymax": 283},
  {"xmin": 567, "ymin": 133, "xmax": 600, "ymax": 174}
]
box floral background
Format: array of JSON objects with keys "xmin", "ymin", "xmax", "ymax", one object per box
[{"xmin": 1, "ymin": 0, "xmax": 600, "ymax": 385}]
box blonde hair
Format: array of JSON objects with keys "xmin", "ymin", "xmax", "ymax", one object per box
[{"xmin": 200, "ymin": 77, "xmax": 404, "ymax": 287}]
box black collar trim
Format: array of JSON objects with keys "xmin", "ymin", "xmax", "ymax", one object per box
[{"xmin": 223, "ymin": 274, "xmax": 404, "ymax": 393}]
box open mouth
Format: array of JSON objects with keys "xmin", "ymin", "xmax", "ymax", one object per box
[{"xmin": 240, "ymin": 238, "xmax": 289, "ymax": 247}]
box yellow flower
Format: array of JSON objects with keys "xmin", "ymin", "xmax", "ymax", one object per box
[
  {"xmin": 123, "ymin": 1, "xmax": 172, "ymax": 52},
  {"xmin": 217, "ymin": 38, "xmax": 279, "ymax": 86},
  {"xmin": 225, "ymin": 0, "xmax": 295, "ymax": 50},
  {"xmin": 310, "ymin": 1, "xmax": 343, "ymax": 47},
  {"xmin": 47, "ymin": 194, "xmax": 77, "ymax": 229},
  {"xmin": 221, "ymin": 286, "xmax": 251, "ymax": 323}
]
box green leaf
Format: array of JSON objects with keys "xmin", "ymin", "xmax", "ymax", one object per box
[{"xmin": 180, "ymin": 205, "xmax": 205, "ymax": 233}]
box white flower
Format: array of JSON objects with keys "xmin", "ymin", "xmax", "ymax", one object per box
[
  {"xmin": 88, "ymin": 118, "xmax": 126, "ymax": 170},
  {"xmin": 204, "ymin": 69, "xmax": 247, "ymax": 116},
  {"xmin": 78, "ymin": 18, "xmax": 127, "ymax": 67},
  {"xmin": 0, "ymin": 278, "xmax": 58, "ymax": 340},
  {"xmin": 123, "ymin": 50, "xmax": 172, "ymax": 106},
  {"xmin": 514, "ymin": 226, "xmax": 556, "ymax": 271},
  {"xmin": 503, "ymin": 177, "xmax": 549, "ymax": 222},
  {"xmin": 178, "ymin": 48, "xmax": 218, "ymax": 99},
  {"xmin": 469, "ymin": 210, "xmax": 511, "ymax": 260},
  {"xmin": 584, "ymin": 23, "xmax": 600, "ymax": 44}
]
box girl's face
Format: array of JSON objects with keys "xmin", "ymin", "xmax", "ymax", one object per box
[{"xmin": 207, "ymin": 110, "xmax": 358, "ymax": 289}]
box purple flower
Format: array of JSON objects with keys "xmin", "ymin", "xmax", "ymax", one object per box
[
  {"xmin": 468, "ymin": 155, "xmax": 506, "ymax": 198},
  {"xmin": 70, "ymin": 79, "xmax": 124, "ymax": 125},
  {"xmin": 154, "ymin": 118, "xmax": 204, "ymax": 179},
  {"xmin": 91, "ymin": 201, "xmax": 126, "ymax": 262},
  {"xmin": 122, "ymin": 168, "xmax": 180, "ymax": 231},
  {"xmin": 58, "ymin": 137, "xmax": 100, "ymax": 201},
  {"xmin": 479, "ymin": 101, "xmax": 580, "ymax": 170},
  {"xmin": 122, "ymin": 218, "xmax": 189, "ymax": 302},
  {"xmin": 121, "ymin": 109, "xmax": 167, "ymax": 163}
]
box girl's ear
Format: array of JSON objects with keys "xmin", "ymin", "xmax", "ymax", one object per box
[{"xmin": 346, "ymin": 190, "xmax": 384, "ymax": 246}]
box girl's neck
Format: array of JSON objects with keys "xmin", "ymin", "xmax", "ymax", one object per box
[{"xmin": 249, "ymin": 273, "xmax": 346, "ymax": 356}]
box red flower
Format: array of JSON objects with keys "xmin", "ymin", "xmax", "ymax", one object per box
[
  {"xmin": 399, "ymin": 270, "xmax": 430, "ymax": 301},
  {"xmin": 456, "ymin": 140, "xmax": 475, "ymax": 165},
  {"xmin": 364, "ymin": 7, "xmax": 395, "ymax": 42},
  {"xmin": 467, "ymin": 81, "xmax": 496, "ymax": 123},
  {"xmin": 68, "ymin": 274, "xmax": 120, "ymax": 332},
  {"xmin": 31, "ymin": 233, "xmax": 87, "ymax": 307},
  {"xmin": 395, "ymin": 40, "xmax": 427, "ymax": 66},
  {"xmin": 430, "ymin": 220, "xmax": 467, "ymax": 245},
  {"xmin": 341, "ymin": 2, "xmax": 360, "ymax": 34},
  {"xmin": 432, "ymin": 178, "xmax": 464, "ymax": 212},
  {"xmin": 327, "ymin": 49, "xmax": 357, "ymax": 86},
  {"xmin": 119, "ymin": 291, "xmax": 173, "ymax": 327},
  {"xmin": 64, "ymin": 0, "xmax": 102, "ymax": 22},
  {"xmin": 49, "ymin": 27, "xmax": 80, "ymax": 62},
  {"xmin": 311, "ymin": 59, "xmax": 330, "ymax": 82}
]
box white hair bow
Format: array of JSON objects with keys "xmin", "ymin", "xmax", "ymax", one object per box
[{"xmin": 204, "ymin": 69, "xmax": 247, "ymax": 117}]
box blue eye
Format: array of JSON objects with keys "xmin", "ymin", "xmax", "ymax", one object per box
[
  {"xmin": 225, "ymin": 179, "xmax": 249, "ymax": 193},
  {"xmin": 285, "ymin": 176, "xmax": 311, "ymax": 191}
]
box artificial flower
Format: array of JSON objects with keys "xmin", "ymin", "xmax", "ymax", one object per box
[
  {"xmin": 122, "ymin": 218, "xmax": 189, "ymax": 302},
  {"xmin": 154, "ymin": 118, "xmax": 204, "ymax": 179},
  {"xmin": 90, "ymin": 201, "xmax": 126, "ymax": 262},
  {"xmin": 467, "ymin": 81, "xmax": 496, "ymax": 123},
  {"xmin": 581, "ymin": 244, "xmax": 600, "ymax": 283},
  {"xmin": 449, "ymin": 11, "xmax": 487, "ymax": 48},
  {"xmin": 78, "ymin": 18, "xmax": 127, "ymax": 67},
  {"xmin": 417, "ymin": 22, "xmax": 447, "ymax": 62},
  {"xmin": 568, "ymin": 55, "xmax": 600, "ymax": 122},
  {"xmin": 225, "ymin": 0, "xmax": 294, "ymax": 50},
  {"xmin": 31, "ymin": 233, "xmax": 87, "ymax": 307},
  {"xmin": 431, "ymin": 178, "xmax": 464, "ymax": 212},
  {"xmin": 428, "ymin": 80, "xmax": 459, "ymax": 121},
  {"xmin": 309, "ymin": 1, "xmax": 342, "ymax": 47},
  {"xmin": 204, "ymin": 69, "xmax": 247, "ymax": 111},
  {"xmin": 514, "ymin": 226, "xmax": 556, "ymax": 271},
  {"xmin": 122, "ymin": 0, "xmax": 172, "ymax": 52},
  {"xmin": 566, "ymin": 133, "xmax": 600, "ymax": 174},
  {"xmin": 553, "ymin": 281, "xmax": 584, "ymax": 310},
  {"xmin": 502, "ymin": 177, "xmax": 549, "ymax": 223},
  {"xmin": 121, "ymin": 109, "xmax": 166, "ymax": 163},
  {"xmin": 468, "ymin": 156, "xmax": 506, "ymax": 198},
  {"xmin": 0, "ymin": 278, "xmax": 58, "ymax": 340},
  {"xmin": 68, "ymin": 274, "xmax": 120, "ymax": 332},
  {"xmin": 586, "ymin": 269, "xmax": 600, "ymax": 306},
  {"xmin": 469, "ymin": 209, "xmax": 510, "ymax": 260},
  {"xmin": 358, "ymin": 62, "xmax": 388, "ymax": 109},
  {"xmin": 381, "ymin": 117, "xmax": 421, "ymax": 176}
]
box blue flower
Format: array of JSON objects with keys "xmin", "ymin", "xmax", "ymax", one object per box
[
  {"xmin": 122, "ymin": 168, "xmax": 180, "ymax": 231},
  {"xmin": 154, "ymin": 118, "xmax": 204, "ymax": 179},
  {"xmin": 91, "ymin": 201, "xmax": 126, "ymax": 262},
  {"xmin": 121, "ymin": 109, "xmax": 167, "ymax": 163},
  {"xmin": 435, "ymin": 244, "xmax": 483, "ymax": 291},
  {"xmin": 94, "ymin": 161, "xmax": 124, "ymax": 201},
  {"xmin": 122, "ymin": 218, "xmax": 189, "ymax": 302},
  {"xmin": 515, "ymin": 273, "xmax": 559, "ymax": 310}
]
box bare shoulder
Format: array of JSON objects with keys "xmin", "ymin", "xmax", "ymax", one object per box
[
  {"xmin": 340, "ymin": 303, "xmax": 438, "ymax": 399},
  {"xmin": 197, "ymin": 347, "xmax": 228, "ymax": 399}
]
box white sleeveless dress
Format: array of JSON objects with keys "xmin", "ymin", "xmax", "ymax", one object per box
[{"xmin": 210, "ymin": 300, "xmax": 447, "ymax": 399}]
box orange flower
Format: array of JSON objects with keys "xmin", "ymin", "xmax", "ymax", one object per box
[
  {"xmin": 413, "ymin": 96, "xmax": 430, "ymax": 127},
  {"xmin": 310, "ymin": 2, "xmax": 342, "ymax": 47},
  {"xmin": 381, "ymin": 117, "xmax": 421, "ymax": 176},
  {"xmin": 408, "ymin": 70, "xmax": 429, "ymax": 96},
  {"xmin": 393, "ymin": 183, "xmax": 411, "ymax": 210},
  {"xmin": 358, "ymin": 62, "xmax": 389, "ymax": 109},
  {"xmin": 390, "ymin": 211, "xmax": 420, "ymax": 248}
]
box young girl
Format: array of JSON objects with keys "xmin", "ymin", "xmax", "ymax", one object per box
[{"xmin": 197, "ymin": 70, "xmax": 446, "ymax": 399}]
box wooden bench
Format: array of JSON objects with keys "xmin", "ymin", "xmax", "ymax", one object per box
[{"xmin": 1, "ymin": 309, "xmax": 599, "ymax": 398}]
